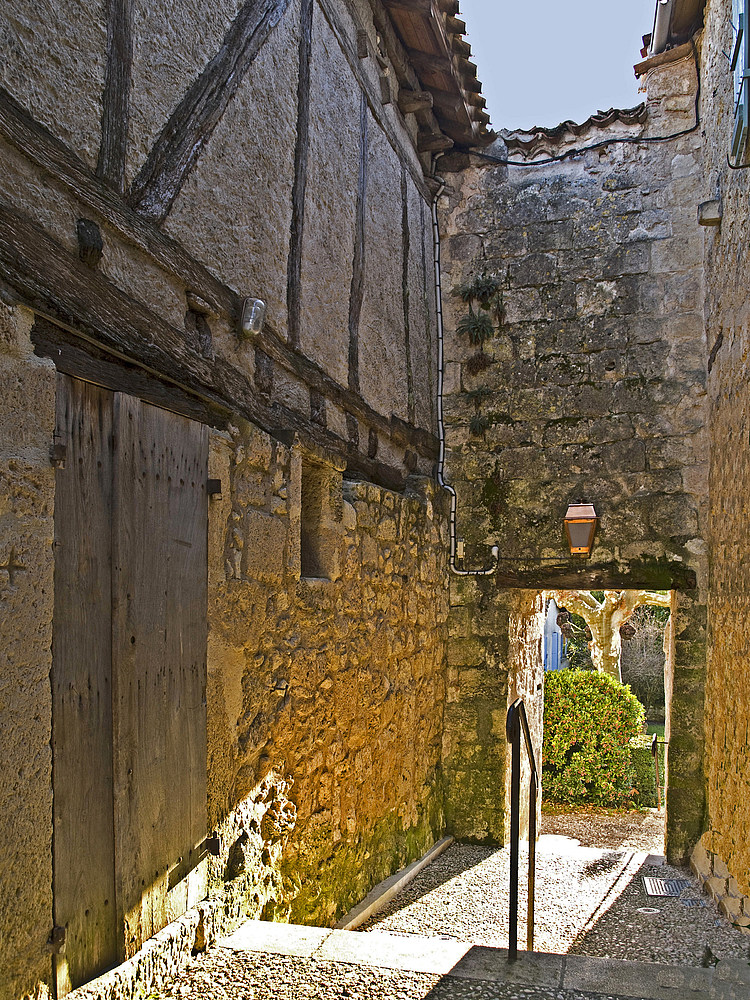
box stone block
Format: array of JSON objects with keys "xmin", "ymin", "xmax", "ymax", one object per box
[
  {"xmin": 691, "ymin": 840, "xmax": 711, "ymax": 880},
  {"xmin": 242, "ymin": 509, "xmax": 288, "ymax": 583},
  {"xmin": 713, "ymin": 854, "xmax": 731, "ymax": 879},
  {"xmin": 706, "ymin": 875, "xmax": 729, "ymax": 900}
]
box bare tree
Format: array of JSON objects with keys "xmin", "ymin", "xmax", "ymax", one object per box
[{"xmin": 547, "ymin": 590, "xmax": 671, "ymax": 682}]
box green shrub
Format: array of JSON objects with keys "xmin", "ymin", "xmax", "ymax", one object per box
[{"xmin": 543, "ymin": 670, "xmax": 645, "ymax": 807}]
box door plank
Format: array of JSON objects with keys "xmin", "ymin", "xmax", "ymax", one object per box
[
  {"xmin": 52, "ymin": 375, "xmax": 117, "ymax": 994},
  {"xmin": 111, "ymin": 394, "xmax": 208, "ymax": 959}
]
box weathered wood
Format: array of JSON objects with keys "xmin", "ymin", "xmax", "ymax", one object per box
[
  {"xmin": 52, "ymin": 376, "xmax": 117, "ymax": 993},
  {"xmin": 111, "ymin": 395, "xmax": 208, "ymax": 958},
  {"xmin": 287, "ymin": 0, "xmax": 314, "ymax": 351},
  {"xmin": 348, "ymin": 93, "xmax": 368, "ymax": 393},
  {"xmin": 0, "ymin": 199, "xmax": 438, "ymax": 463},
  {"xmin": 129, "ymin": 0, "xmax": 292, "ymax": 222},
  {"xmin": 32, "ymin": 318, "xmax": 228, "ymax": 428},
  {"xmin": 97, "ymin": 0, "xmax": 134, "ymax": 191},
  {"xmin": 398, "ymin": 89, "xmax": 434, "ymax": 115},
  {"xmin": 0, "ymin": 88, "xmax": 439, "ymax": 453},
  {"xmin": 401, "ymin": 166, "xmax": 414, "ymax": 423},
  {"xmin": 417, "ymin": 132, "xmax": 454, "ymax": 152},
  {"xmin": 0, "ymin": 85, "xmax": 232, "ymax": 318},
  {"xmin": 363, "ymin": 0, "xmax": 444, "ymax": 134}
]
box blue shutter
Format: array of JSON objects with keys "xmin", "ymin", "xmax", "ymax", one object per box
[{"xmin": 732, "ymin": 2, "xmax": 749, "ymax": 159}]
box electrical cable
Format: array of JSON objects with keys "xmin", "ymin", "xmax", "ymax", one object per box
[
  {"xmin": 431, "ymin": 153, "xmax": 499, "ymax": 577},
  {"xmin": 472, "ymin": 40, "xmax": 701, "ymax": 169}
]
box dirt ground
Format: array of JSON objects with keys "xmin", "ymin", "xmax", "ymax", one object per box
[{"xmin": 541, "ymin": 806, "xmax": 664, "ymax": 853}]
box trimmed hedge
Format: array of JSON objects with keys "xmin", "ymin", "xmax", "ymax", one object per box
[{"xmin": 543, "ymin": 670, "xmax": 645, "ymax": 807}]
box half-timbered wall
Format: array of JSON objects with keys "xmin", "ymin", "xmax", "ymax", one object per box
[{"xmin": 0, "ymin": 1, "xmax": 452, "ymax": 996}]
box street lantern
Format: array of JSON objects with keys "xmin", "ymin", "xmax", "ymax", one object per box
[{"xmin": 564, "ymin": 503, "xmax": 598, "ymax": 557}]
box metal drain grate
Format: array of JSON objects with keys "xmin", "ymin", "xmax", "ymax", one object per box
[{"xmin": 643, "ymin": 877, "xmax": 690, "ymax": 897}]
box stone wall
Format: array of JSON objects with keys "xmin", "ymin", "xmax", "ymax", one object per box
[
  {"xmin": 205, "ymin": 419, "xmax": 450, "ymax": 927},
  {"xmin": 438, "ymin": 49, "xmax": 710, "ymax": 861},
  {"xmin": 443, "ymin": 584, "xmax": 543, "ymax": 843},
  {"xmin": 0, "ymin": 303, "xmax": 56, "ymax": 1000},
  {"xmin": 0, "ymin": 0, "xmax": 449, "ymax": 992},
  {"xmin": 691, "ymin": 0, "xmax": 750, "ymax": 923}
]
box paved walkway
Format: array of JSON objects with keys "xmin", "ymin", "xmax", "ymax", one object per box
[
  {"xmin": 360, "ymin": 838, "xmax": 749, "ymax": 965},
  {"xmin": 152, "ymin": 920, "xmax": 749, "ymax": 1000},
  {"xmin": 149, "ymin": 822, "xmax": 750, "ymax": 1000}
]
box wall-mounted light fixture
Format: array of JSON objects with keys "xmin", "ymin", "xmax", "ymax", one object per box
[
  {"xmin": 564, "ymin": 503, "xmax": 598, "ymax": 558},
  {"xmin": 239, "ymin": 297, "xmax": 266, "ymax": 338}
]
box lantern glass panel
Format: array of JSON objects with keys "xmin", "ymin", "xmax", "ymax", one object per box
[{"xmin": 566, "ymin": 520, "xmax": 594, "ymax": 552}]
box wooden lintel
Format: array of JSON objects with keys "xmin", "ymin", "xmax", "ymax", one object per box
[
  {"xmin": 417, "ymin": 132, "xmax": 454, "ymax": 153},
  {"xmin": 0, "ymin": 199, "xmax": 437, "ymax": 464},
  {"xmin": 430, "ymin": 87, "xmax": 464, "ymax": 116},
  {"xmin": 398, "ymin": 89, "xmax": 434, "ymax": 114},
  {"xmin": 383, "ymin": 0, "xmax": 431, "ymax": 12}
]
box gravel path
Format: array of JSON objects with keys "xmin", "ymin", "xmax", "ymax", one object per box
[
  {"xmin": 151, "ymin": 947, "xmax": 657, "ymax": 1000},
  {"xmin": 359, "ymin": 816, "xmax": 749, "ymax": 966},
  {"xmin": 540, "ymin": 809, "xmax": 664, "ymax": 853}
]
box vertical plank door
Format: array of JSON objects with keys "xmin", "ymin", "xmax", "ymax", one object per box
[
  {"xmin": 52, "ymin": 376, "xmax": 117, "ymax": 994},
  {"xmin": 111, "ymin": 394, "xmax": 208, "ymax": 959}
]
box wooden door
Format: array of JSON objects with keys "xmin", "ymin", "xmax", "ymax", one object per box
[
  {"xmin": 111, "ymin": 392, "xmax": 208, "ymax": 958},
  {"xmin": 52, "ymin": 376, "xmax": 209, "ymax": 993},
  {"xmin": 52, "ymin": 378, "xmax": 118, "ymax": 994}
]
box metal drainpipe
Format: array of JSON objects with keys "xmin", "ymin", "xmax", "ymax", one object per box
[
  {"xmin": 650, "ymin": 0, "xmax": 673, "ymax": 55},
  {"xmin": 431, "ymin": 155, "xmax": 499, "ymax": 577}
]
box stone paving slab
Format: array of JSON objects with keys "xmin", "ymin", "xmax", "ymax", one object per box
[
  {"xmin": 211, "ymin": 919, "xmax": 717, "ymax": 1000},
  {"xmin": 220, "ymin": 919, "xmax": 331, "ymax": 957}
]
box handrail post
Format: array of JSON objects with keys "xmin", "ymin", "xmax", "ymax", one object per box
[
  {"xmin": 506, "ymin": 706, "xmax": 521, "ymax": 962},
  {"xmin": 506, "ymin": 698, "xmax": 538, "ymax": 963}
]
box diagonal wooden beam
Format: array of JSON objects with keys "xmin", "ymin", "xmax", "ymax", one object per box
[{"xmin": 128, "ymin": 0, "xmax": 292, "ymax": 223}]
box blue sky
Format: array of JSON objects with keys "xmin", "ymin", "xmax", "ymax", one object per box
[{"xmin": 459, "ymin": 0, "xmax": 657, "ymax": 131}]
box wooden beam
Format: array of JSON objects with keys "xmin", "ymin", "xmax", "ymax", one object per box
[
  {"xmin": 348, "ymin": 93, "xmax": 368, "ymax": 393},
  {"xmin": 363, "ymin": 0, "xmax": 445, "ymax": 139},
  {"xmin": 287, "ymin": 0, "xmax": 313, "ymax": 351},
  {"xmin": 0, "ymin": 198, "xmax": 437, "ymax": 463},
  {"xmin": 97, "ymin": 0, "xmax": 134, "ymax": 191},
  {"xmin": 0, "ymin": 86, "xmax": 440, "ymax": 458},
  {"xmin": 128, "ymin": 0, "xmax": 293, "ymax": 222},
  {"xmin": 33, "ymin": 319, "xmax": 227, "ymax": 427},
  {"xmin": 417, "ymin": 132, "xmax": 454, "ymax": 152},
  {"xmin": 398, "ymin": 89, "xmax": 434, "ymax": 115}
]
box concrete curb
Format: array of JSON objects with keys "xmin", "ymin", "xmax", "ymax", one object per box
[{"xmin": 334, "ymin": 835, "xmax": 454, "ymax": 930}]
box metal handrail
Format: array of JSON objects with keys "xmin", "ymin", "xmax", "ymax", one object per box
[{"xmin": 506, "ymin": 698, "xmax": 539, "ymax": 962}]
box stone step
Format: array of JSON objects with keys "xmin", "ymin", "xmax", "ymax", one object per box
[{"xmin": 219, "ymin": 920, "xmax": 750, "ymax": 1000}]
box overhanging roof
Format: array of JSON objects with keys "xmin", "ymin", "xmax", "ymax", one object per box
[
  {"xmin": 670, "ymin": 0, "xmax": 705, "ymax": 42},
  {"xmin": 382, "ymin": 0, "xmax": 493, "ymax": 149}
]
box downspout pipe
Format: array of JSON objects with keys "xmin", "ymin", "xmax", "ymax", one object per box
[
  {"xmin": 650, "ymin": 0, "xmax": 674, "ymax": 55},
  {"xmin": 431, "ymin": 155, "xmax": 499, "ymax": 577}
]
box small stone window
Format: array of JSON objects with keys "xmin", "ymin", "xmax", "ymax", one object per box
[{"xmin": 300, "ymin": 461, "xmax": 333, "ymax": 579}]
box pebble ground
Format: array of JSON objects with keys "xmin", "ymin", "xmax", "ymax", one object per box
[
  {"xmin": 152, "ymin": 947, "xmax": 653, "ymax": 1000},
  {"xmin": 149, "ymin": 811, "xmax": 749, "ymax": 1000},
  {"xmin": 360, "ymin": 811, "xmax": 749, "ymax": 966}
]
